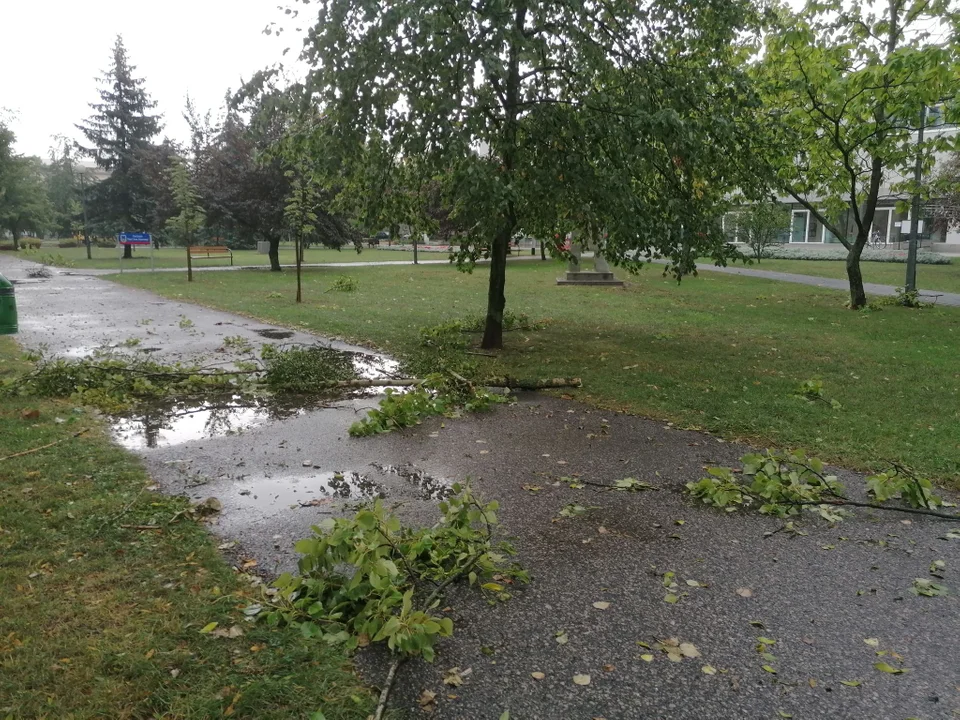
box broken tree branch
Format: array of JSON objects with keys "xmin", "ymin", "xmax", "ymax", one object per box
[
  {"xmin": 0, "ymin": 428, "xmax": 89, "ymax": 462},
  {"xmin": 306, "ymin": 377, "xmax": 582, "ymax": 390}
]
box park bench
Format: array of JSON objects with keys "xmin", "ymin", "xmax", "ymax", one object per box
[{"xmin": 187, "ymin": 246, "xmax": 233, "ymax": 265}]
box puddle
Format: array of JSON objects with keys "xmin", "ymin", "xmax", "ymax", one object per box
[
  {"xmin": 112, "ymin": 396, "xmax": 307, "ymax": 449},
  {"xmin": 353, "ymin": 352, "xmax": 402, "ymax": 380},
  {"xmin": 254, "ymin": 328, "xmax": 295, "ymax": 340},
  {"xmin": 234, "ymin": 471, "xmax": 385, "ymax": 511},
  {"xmin": 372, "ymin": 462, "xmax": 453, "ymax": 499}
]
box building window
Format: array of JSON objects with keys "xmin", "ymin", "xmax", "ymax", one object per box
[{"xmin": 790, "ymin": 210, "xmax": 822, "ymax": 243}]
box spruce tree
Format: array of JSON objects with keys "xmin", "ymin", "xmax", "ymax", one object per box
[{"xmin": 77, "ymin": 35, "xmax": 161, "ymax": 257}]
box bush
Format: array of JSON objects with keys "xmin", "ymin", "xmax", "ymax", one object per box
[
  {"xmin": 58, "ymin": 239, "xmax": 81, "ymax": 248},
  {"xmin": 757, "ymin": 244, "xmax": 951, "ymax": 264},
  {"xmin": 95, "ymin": 238, "xmax": 115, "ymax": 249},
  {"xmin": 21, "ymin": 237, "xmax": 42, "ymax": 249}
]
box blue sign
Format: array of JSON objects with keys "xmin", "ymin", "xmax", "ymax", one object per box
[{"xmin": 118, "ymin": 232, "xmax": 152, "ymax": 245}]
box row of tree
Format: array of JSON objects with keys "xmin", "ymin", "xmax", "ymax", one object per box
[
  {"xmin": 0, "ymin": 37, "xmax": 362, "ymax": 268},
  {"xmin": 4, "ymin": 1, "xmax": 960, "ymax": 348}
]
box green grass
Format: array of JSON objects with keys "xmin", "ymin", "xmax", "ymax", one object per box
[
  {"xmin": 8, "ymin": 244, "xmax": 421, "ymax": 270},
  {"xmin": 110, "ymin": 260, "xmax": 960, "ymax": 488},
  {"xmin": 0, "ymin": 337, "xmax": 374, "ymax": 719},
  {"xmin": 729, "ymin": 257, "xmax": 960, "ymax": 295}
]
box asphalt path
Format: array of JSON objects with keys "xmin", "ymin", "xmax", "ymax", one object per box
[{"xmin": 3, "ymin": 254, "xmax": 958, "ymax": 720}]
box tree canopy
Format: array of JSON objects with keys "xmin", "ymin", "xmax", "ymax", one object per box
[
  {"xmin": 757, "ymin": 0, "xmax": 960, "ymax": 306},
  {"xmin": 76, "ymin": 35, "xmax": 162, "ymax": 251},
  {"xmin": 296, "ymin": 0, "xmax": 767, "ymax": 348}
]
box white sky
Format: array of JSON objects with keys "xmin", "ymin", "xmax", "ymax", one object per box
[{"xmin": 1, "ymin": 0, "xmax": 297, "ymax": 158}]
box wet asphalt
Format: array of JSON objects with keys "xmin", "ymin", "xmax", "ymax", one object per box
[{"xmin": 2, "ymin": 255, "xmax": 958, "ymax": 720}]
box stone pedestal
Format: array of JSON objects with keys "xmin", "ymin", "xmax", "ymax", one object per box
[
  {"xmin": 557, "ymin": 233, "xmax": 623, "ymax": 286},
  {"xmin": 556, "ymin": 270, "xmax": 624, "ymax": 286}
]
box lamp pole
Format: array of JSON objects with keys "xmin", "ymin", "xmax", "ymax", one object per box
[
  {"xmin": 79, "ymin": 171, "xmax": 91, "ymax": 260},
  {"xmin": 904, "ymin": 104, "xmax": 926, "ymax": 293}
]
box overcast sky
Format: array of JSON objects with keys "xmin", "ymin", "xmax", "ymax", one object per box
[{"xmin": 1, "ymin": 0, "xmax": 296, "ymax": 158}]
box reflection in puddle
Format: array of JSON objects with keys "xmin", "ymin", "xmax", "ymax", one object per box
[
  {"xmin": 354, "ymin": 353, "xmax": 401, "ymax": 380},
  {"xmin": 372, "ymin": 462, "xmax": 453, "ymax": 499},
  {"xmin": 112, "ymin": 396, "xmax": 306, "ymax": 449},
  {"xmin": 236, "ymin": 471, "xmax": 384, "ymax": 511},
  {"xmin": 63, "ymin": 346, "xmax": 97, "ymax": 358}
]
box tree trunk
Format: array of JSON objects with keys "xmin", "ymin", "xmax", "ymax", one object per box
[
  {"xmin": 122, "ymin": 244, "xmax": 133, "ymax": 259},
  {"xmin": 295, "ymin": 233, "xmax": 303, "ymax": 303},
  {"xmin": 481, "ymin": 224, "xmax": 512, "ymax": 350},
  {"xmin": 480, "ymin": 3, "xmax": 525, "ymax": 351},
  {"xmin": 540, "ymin": 237, "xmax": 546, "ymax": 261},
  {"xmin": 268, "ymin": 237, "xmax": 282, "ymax": 272},
  {"xmin": 11, "ymin": 233, "xmax": 19, "ymax": 251},
  {"xmin": 846, "ymin": 240, "xmax": 867, "ymax": 308}
]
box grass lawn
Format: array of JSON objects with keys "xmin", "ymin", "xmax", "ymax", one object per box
[
  {"xmin": 8, "ymin": 244, "xmax": 420, "ymax": 270},
  {"xmin": 725, "ymin": 257, "xmax": 960, "ymax": 295},
  {"xmin": 110, "ymin": 260, "xmax": 960, "ymax": 488},
  {"xmin": 0, "ymin": 336, "xmax": 374, "ymax": 719}
]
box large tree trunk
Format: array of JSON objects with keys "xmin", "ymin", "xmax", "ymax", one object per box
[
  {"xmin": 846, "ymin": 239, "xmax": 867, "ymax": 308},
  {"xmin": 480, "ymin": 3, "xmax": 525, "ymax": 351},
  {"xmin": 268, "ymin": 237, "xmax": 282, "ymax": 272},
  {"xmin": 122, "ymin": 244, "xmax": 133, "ymax": 259},
  {"xmin": 11, "ymin": 233, "xmax": 19, "ymax": 251},
  {"xmin": 481, "ymin": 224, "xmax": 512, "ymax": 349},
  {"xmin": 540, "ymin": 237, "xmax": 546, "ymax": 261}
]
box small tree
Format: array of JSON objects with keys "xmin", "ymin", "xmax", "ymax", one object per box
[
  {"xmin": 0, "ymin": 154, "xmax": 51, "ymax": 248},
  {"xmin": 165, "ymin": 157, "xmax": 206, "ymax": 247},
  {"xmin": 735, "ymin": 202, "xmax": 790, "ymax": 263},
  {"xmin": 283, "ymin": 161, "xmax": 320, "ymax": 303},
  {"xmin": 758, "ymin": 0, "xmax": 960, "ymax": 307}
]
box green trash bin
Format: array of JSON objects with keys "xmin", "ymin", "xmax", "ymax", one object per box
[{"xmin": 0, "ymin": 273, "xmax": 18, "ymax": 335}]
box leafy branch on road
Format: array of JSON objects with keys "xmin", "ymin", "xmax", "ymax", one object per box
[
  {"xmin": 686, "ymin": 449, "xmax": 958, "ymax": 521},
  {"xmin": 253, "ymin": 484, "xmax": 527, "ymax": 718}
]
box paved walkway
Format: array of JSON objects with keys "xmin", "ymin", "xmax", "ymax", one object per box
[
  {"xmin": 3, "ymin": 254, "xmax": 959, "ymax": 720},
  {"xmin": 694, "ymin": 262, "xmax": 960, "ymax": 307}
]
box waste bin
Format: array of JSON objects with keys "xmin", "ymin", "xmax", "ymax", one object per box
[
  {"xmin": 257, "ymin": 241, "xmax": 271, "ymax": 254},
  {"xmin": 0, "ymin": 273, "xmax": 17, "ymax": 335}
]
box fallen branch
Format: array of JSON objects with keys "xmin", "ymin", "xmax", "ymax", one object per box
[
  {"xmin": 0, "ymin": 428, "xmax": 89, "ymax": 462},
  {"xmin": 306, "ymin": 377, "xmax": 582, "ymax": 390},
  {"xmin": 119, "ymin": 524, "xmax": 161, "ymax": 530},
  {"xmin": 787, "ymin": 497, "xmax": 959, "ymax": 521},
  {"xmin": 373, "ymin": 554, "xmax": 483, "ymax": 720}
]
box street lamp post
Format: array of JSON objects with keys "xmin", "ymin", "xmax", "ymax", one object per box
[
  {"xmin": 78, "ymin": 171, "xmax": 91, "ymax": 260},
  {"xmin": 905, "ymin": 104, "xmax": 927, "ymax": 293}
]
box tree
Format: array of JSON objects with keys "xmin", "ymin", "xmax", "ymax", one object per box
[
  {"xmin": 931, "ymin": 151, "xmax": 960, "ymax": 231},
  {"xmin": 45, "ymin": 137, "xmax": 82, "ymax": 238},
  {"xmin": 758, "ymin": 0, "xmax": 960, "ymax": 307},
  {"xmin": 165, "ymin": 157, "xmax": 206, "ymax": 247},
  {"xmin": 297, "ymin": 0, "xmax": 766, "ymax": 349},
  {"xmin": 0, "ymin": 152, "xmax": 51, "ymax": 248},
  {"xmin": 283, "ymin": 160, "xmax": 320, "ymax": 302},
  {"xmin": 733, "ymin": 201, "xmax": 790, "ymax": 263},
  {"xmin": 76, "ymin": 35, "xmax": 161, "ymax": 257}
]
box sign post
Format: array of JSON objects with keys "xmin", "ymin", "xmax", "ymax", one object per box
[{"xmin": 117, "ymin": 232, "xmax": 154, "ymax": 273}]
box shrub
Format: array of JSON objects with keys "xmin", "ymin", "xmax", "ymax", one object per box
[
  {"xmin": 22, "ymin": 237, "xmax": 42, "ymax": 249},
  {"xmin": 757, "ymin": 244, "xmax": 951, "ymax": 264},
  {"xmin": 95, "ymin": 238, "xmax": 116, "ymax": 249},
  {"xmin": 58, "ymin": 239, "xmax": 81, "ymax": 248}
]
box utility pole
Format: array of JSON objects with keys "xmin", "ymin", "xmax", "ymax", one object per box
[
  {"xmin": 79, "ymin": 171, "xmax": 91, "ymax": 260},
  {"xmin": 905, "ymin": 104, "xmax": 927, "ymax": 293}
]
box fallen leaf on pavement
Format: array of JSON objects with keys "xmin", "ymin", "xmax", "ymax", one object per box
[
  {"xmin": 736, "ymin": 588, "xmax": 753, "ymax": 598},
  {"xmin": 592, "ymin": 601, "xmax": 610, "ymax": 610},
  {"xmin": 572, "ymin": 674, "xmax": 591, "ymax": 686},
  {"xmin": 531, "ymin": 672, "xmax": 545, "ymax": 680}
]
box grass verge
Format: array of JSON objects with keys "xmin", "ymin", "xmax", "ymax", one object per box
[
  {"xmin": 109, "ymin": 260, "xmax": 960, "ymax": 489},
  {"xmin": 0, "ymin": 337, "xmax": 374, "ymax": 720}
]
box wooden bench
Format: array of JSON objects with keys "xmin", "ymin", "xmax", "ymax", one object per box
[{"xmin": 187, "ymin": 246, "xmax": 233, "ymax": 265}]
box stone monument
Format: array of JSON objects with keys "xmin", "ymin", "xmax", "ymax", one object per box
[{"xmin": 556, "ymin": 232, "xmax": 624, "ymax": 286}]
